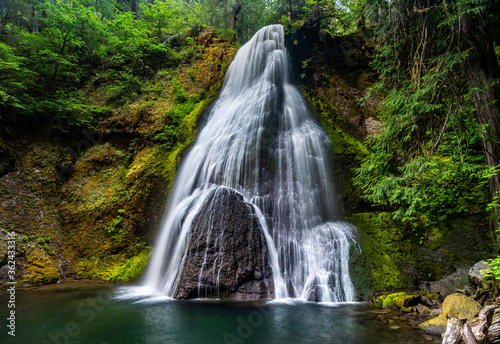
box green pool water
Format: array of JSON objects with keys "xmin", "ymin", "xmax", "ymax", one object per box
[{"xmin": 0, "ymin": 283, "xmax": 440, "ymax": 344}]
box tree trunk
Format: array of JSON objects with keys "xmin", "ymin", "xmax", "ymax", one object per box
[
  {"xmin": 131, "ymin": 0, "xmax": 138, "ymax": 20},
  {"xmin": 231, "ymin": 0, "xmax": 242, "ymax": 43},
  {"xmin": 462, "ymin": 14, "xmax": 500, "ymax": 236},
  {"xmin": 287, "ymin": 0, "xmax": 292, "ymax": 21},
  {"xmin": 0, "ymin": 0, "xmax": 4, "ymax": 36},
  {"xmin": 33, "ymin": 7, "xmax": 39, "ymax": 33}
]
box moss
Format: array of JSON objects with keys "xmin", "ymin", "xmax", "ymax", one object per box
[
  {"xmin": 394, "ymin": 294, "xmax": 420, "ymax": 308},
  {"xmin": 421, "ymin": 306, "xmax": 432, "ymax": 316},
  {"xmin": 349, "ymin": 211, "xmax": 492, "ymax": 295},
  {"xmin": 349, "ymin": 213, "xmax": 414, "ymax": 293},
  {"xmin": 442, "ymin": 293, "xmax": 482, "ymax": 320},
  {"xmin": 112, "ymin": 248, "xmax": 152, "ymax": 281},
  {"xmin": 419, "ymin": 313, "xmax": 448, "ymax": 336},
  {"xmin": 22, "ymin": 247, "xmax": 60, "ymax": 284},
  {"xmin": 379, "ymin": 292, "xmax": 407, "ymax": 307}
]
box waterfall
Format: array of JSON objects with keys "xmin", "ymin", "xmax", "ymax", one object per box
[{"xmin": 137, "ymin": 24, "xmax": 356, "ymax": 302}]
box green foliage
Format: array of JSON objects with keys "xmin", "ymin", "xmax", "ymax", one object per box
[
  {"xmin": 0, "ymin": 42, "xmax": 36, "ymax": 113},
  {"xmin": 106, "ymin": 71, "xmax": 142, "ymax": 104},
  {"xmin": 485, "ymin": 255, "xmax": 500, "ymax": 281},
  {"xmin": 355, "ymin": 0, "xmax": 496, "ymax": 224},
  {"xmin": 111, "ymin": 248, "xmax": 151, "ymax": 282},
  {"xmin": 171, "ymin": 77, "xmax": 188, "ymax": 102},
  {"xmin": 303, "ymin": 0, "xmax": 358, "ymax": 34},
  {"xmin": 153, "ymin": 94, "xmax": 199, "ymax": 148},
  {"xmin": 105, "ymin": 215, "xmax": 123, "ymax": 234},
  {"xmin": 153, "ymin": 126, "xmax": 179, "ymax": 148}
]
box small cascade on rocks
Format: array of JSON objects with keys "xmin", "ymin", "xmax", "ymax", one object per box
[{"xmin": 124, "ymin": 24, "xmax": 356, "ymax": 302}]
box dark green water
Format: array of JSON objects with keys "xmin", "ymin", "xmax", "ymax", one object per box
[{"xmin": 0, "ymin": 283, "xmax": 440, "ymax": 344}]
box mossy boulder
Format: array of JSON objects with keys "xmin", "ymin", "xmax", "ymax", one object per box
[
  {"xmin": 23, "ymin": 248, "xmax": 60, "ymax": 284},
  {"xmin": 419, "ymin": 313, "xmax": 448, "ymax": 336},
  {"xmin": 377, "ymin": 292, "xmax": 406, "ymax": 308},
  {"xmin": 394, "ymin": 294, "xmax": 420, "ymax": 308},
  {"xmin": 442, "ymin": 293, "xmax": 482, "ymax": 320}
]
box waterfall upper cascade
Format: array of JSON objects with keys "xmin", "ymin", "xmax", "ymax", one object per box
[{"xmin": 133, "ymin": 24, "xmax": 356, "ymax": 302}]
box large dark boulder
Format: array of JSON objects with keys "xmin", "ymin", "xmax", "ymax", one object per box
[{"xmin": 174, "ymin": 186, "xmax": 274, "ymax": 300}]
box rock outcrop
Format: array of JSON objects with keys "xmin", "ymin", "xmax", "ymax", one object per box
[
  {"xmin": 470, "ymin": 261, "xmax": 492, "ymax": 286},
  {"xmin": 174, "ymin": 186, "xmax": 274, "ymax": 300}
]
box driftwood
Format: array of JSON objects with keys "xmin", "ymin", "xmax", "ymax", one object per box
[
  {"xmin": 470, "ymin": 305, "xmax": 498, "ymax": 343},
  {"xmin": 442, "ymin": 305, "xmax": 499, "ymax": 344},
  {"xmin": 488, "ymin": 308, "xmax": 500, "ymax": 344},
  {"xmin": 462, "ymin": 324, "xmax": 479, "ymax": 344},
  {"xmin": 442, "ymin": 318, "xmax": 466, "ymax": 344}
]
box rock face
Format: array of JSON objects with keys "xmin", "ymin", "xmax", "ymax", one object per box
[
  {"xmin": 470, "ymin": 260, "xmax": 492, "ymax": 285},
  {"xmin": 174, "ymin": 187, "xmax": 274, "ymax": 300},
  {"xmin": 428, "ymin": 267, "xmax": 476, "ymax": 298}
]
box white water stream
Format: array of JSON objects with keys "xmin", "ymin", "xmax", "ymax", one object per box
[{"xmin": 122, "ymin": 24, "xmax": 356, "ymax": 302}]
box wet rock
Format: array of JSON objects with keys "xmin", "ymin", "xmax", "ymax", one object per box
[
  {"xmin": 394, "ymin": 294, "xmax": 420, "ymax": 308},
  {"xmin": 420, "ymin": 313, "xmax": 448, "ymax": 336},
  {"xmin": 432, "ymin": 308, "xmax": 444, "ymax": 316},
  {"xmin": 22, "ymin": 247, "xmax": 60, "ymax": 284},
  {"xmin": 442, "ymin": 293, "xmax": 482, "ymax": 320},
  {"xmin": 415, "ymin": 304, "xmax": 432, "ymax": 317},
  {"xmin": 174, "ymin": 186, "xmax": 274, "ymax": 300},
  {"xmin": 429, "ymin": 267, "xmax": 476, "ymax": 298},
  {"xmin": 469, "ymin": 261, "xmax": 492, "ymax": 286}
]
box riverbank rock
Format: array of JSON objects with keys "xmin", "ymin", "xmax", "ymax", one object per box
[
  {"xmin": 470, "ymin": 261, "xmax": 492, "ymax": 286},
  {"xmin": 419, "ymin": 293, "xmax": 482, "ymax": 336},
  {"xmin": 420, "ymin": 313, "xmax": 448, "ymax": 336},
  {"xmin": 173, "ymin": 186, "xmax": 274, "ymax": 300},
  {"xmin": 427, "ymin": 267, "xmax": 475, "ymax": 297},
  {"xmin": 442, "ymin": 293, "xmax": 482, "ymax": 319}
]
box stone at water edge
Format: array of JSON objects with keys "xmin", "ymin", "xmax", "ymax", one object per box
[
  {"xmin": 415, "ymin": 304, "xmax": 432, "ymax": 317},
  {"xmin": 442, "ymin": 293, "xmax": 482, "ymax": 320},
  {"xmin": 420, "ymin": 293, "xmax": 482, "ymax": 336},
  {"xmin": 469, "ymin": 260, "xmax": 492, "ymax": 286},
  {"xmin": 419, "ymin": 313, "xmax": 448, "ymax": 336}
]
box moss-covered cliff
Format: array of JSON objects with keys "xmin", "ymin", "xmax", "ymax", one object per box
[{"xmin": 0, "ymin": 28, "xmax": 237, "ymax": 287}]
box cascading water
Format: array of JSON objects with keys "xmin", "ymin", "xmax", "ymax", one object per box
[{"xmin": 131, "ymin": 24, "xmax": 356, "ymax": 302}]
